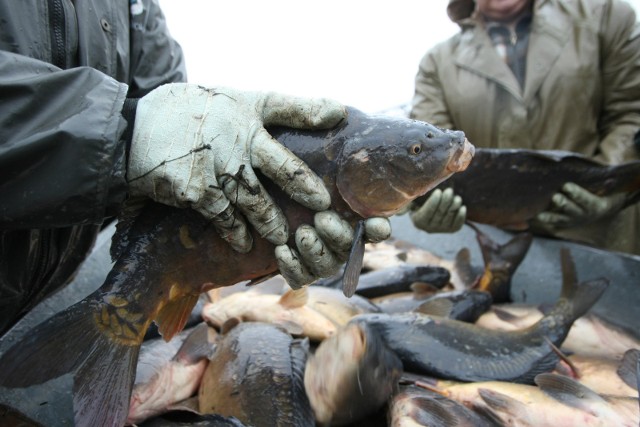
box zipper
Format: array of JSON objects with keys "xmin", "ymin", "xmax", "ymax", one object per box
[{"xmin": 47, "ymin": 0, "xmax": 66, "ymax": 69}]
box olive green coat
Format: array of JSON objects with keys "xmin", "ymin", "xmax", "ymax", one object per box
[{"xmin": 411, "ymin": 0, "xmax": 640, "ymax": 255}]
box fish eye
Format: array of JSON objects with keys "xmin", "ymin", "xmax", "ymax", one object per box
[
  {"xmin": 427, "ymin": 132, "xmax": 434, "ymax": 139},
  {"xmin": 409, "ymin": 144, "xmax": 422, "ymax": 155}
]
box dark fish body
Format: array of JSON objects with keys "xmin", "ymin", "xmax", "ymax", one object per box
[
  {"xmin": 414, "ymin": 289, "xmax": 493, "ymax": 322},
  {"xmin": 354, "ymin": 264, "xmax": 451, "ymax": 299},
  {"xmin": 198, "ymin": 322, "xmax": 312, "ymax": 427},
  {"xmin": 422, "ymin": 148, "xmax": 640, "ymax": 229},
  {"xmin": 304, "ymin": 322, "xmax": 403, "ymax": 426},
  {"xmin": 0, "ymin": 109, "xmax": 474, "ymax": 426},
  {"xmin": 350, "ymin": 250, "xmax": 609, "ymax": 383}
]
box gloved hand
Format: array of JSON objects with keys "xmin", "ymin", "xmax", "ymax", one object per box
[
  {"xmin": 410, "ymin": 188, "xmax": 466, "ymax": 233},
  {"xmin": 127, "ymin": 83, "xmax": 345, "ymax": 253},
  {"xmin": 275, "ymin": 211, "xmax": 391, "ymax": 289},
  {"xmin": 532, "ymin": 182, "xmax": 626, "ymax": 231}
]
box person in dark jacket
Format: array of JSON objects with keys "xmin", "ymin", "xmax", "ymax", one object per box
[{"xmin": 0, "ymin": 0, "xmax": 390, "ymax": 335}]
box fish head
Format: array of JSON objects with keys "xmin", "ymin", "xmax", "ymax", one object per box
[
  {"xmin": 337, "ymin": 115, "xmax": 475, "ymax": 218},
  {"xmin": 304, "ymin": 322, "xmax": 403, "ymax": 424}
]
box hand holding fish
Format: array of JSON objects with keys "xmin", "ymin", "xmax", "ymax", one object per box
[
  {"xmin": 127, "ymin": 83, "xmax": 346, "ymax": 253},
  {"xmin": 276, "ymin": 211, "xmax": 391, "ymax": 289},
  {"xmin": 533, "ymin": 182, "xmax": 626, "ymax": 231},
  {"xmin": 410, "ymin": 188, "xmax": 466, "ymax": 233}
]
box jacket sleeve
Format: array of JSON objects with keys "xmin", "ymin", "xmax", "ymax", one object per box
[
  {"xmin": 409, "ymin": 49, "xmax": 456, "ymax": 130},
  {"xmin": 127, "ymin": 0, "xmax": 188, "ymax": 98},
  {"xmin": 0, "ymin": 52, "xmax": 129, "ymax": 229},
  {"xmin": 594, "ymin": 0, "xmax": 640, "ymax": 164}
]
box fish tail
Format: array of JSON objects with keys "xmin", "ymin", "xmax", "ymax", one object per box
[
  {"xmin": 558, "ymin": 248, "xmax": 609, "ymax": 321},
  {"xmin": 0, "ymin": 298, "xmax": 142, "ymax": 427}
]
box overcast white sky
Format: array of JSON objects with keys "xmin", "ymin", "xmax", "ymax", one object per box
[{"xmin": 158, "ymin": 0, "xmax": 640, "ymax": 113}]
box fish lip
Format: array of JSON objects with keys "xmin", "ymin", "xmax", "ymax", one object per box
[{"xmin": 447, "ymin": 139, "xmax": 475, "ymax": 173}]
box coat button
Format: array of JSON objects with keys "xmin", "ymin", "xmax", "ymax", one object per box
[{"xmin": 100, "ymin": 18, "xmax": 111, "ymax": 32}]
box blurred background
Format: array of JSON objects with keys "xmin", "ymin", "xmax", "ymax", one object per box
[{"xmin": 158, "ymin": 0, "xmax": 640, "ymax": 114}]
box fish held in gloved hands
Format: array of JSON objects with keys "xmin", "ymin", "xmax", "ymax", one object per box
[{"xmin": 0, "ymin": 107, "xmax": 473, "ymax": 427}]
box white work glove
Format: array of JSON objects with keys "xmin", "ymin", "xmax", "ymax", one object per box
[
  {"xmin": 410, "ymin": 188, "xmax": 466, "ymax": 233},
  {"xmin": 127, "ymin": 83, "xmax": 346, "ymax": 253},
  {"xmin": 532, "ymin": 182, "xmax": 626, "ymax": 232},
  {"xmin": 275, "ymin": 211, "xmax": 391, "ymax": 289}
]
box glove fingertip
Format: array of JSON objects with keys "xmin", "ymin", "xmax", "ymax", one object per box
[{"xmin": 364, "ymin": 217, "xmax": 392, "ymax": 243}]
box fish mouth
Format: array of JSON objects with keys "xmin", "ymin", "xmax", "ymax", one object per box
[{"xmin": 447, "ymin": 139, "xmax": 475, "ymax": 173}]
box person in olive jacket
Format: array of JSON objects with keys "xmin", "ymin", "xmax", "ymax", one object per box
[
  {"xmin": 408, "ymin": 0, "xmax": 640, "ymax": 255},
  {"xmin": 0, "ymin": 1, "xmax": 390, "ymax": 335}
]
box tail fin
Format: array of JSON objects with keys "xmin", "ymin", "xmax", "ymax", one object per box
[
  {"xmin": 558, "ymin": 248, "xmax": 609, "ymax": 321},
  {"xmin": 0, "ymin": 299, "xmax": 140, "ymax": 427}
]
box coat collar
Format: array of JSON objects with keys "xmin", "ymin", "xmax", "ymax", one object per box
[{"xmin": 452, "ymin": 0, "xmax": 571, "ymax": 104}]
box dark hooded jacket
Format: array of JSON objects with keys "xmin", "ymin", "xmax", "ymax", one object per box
[{"xmin": 0, "ymin": 0, "xmax": 187, "ymax": 334}]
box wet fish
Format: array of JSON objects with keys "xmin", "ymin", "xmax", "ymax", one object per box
[
  {"xmin": 475, "ymin": 304, "xmax": 640, "ymax": 359},
  {"xmin": 388, "ymin": 384, "xmax": 496, "ymax": 427},
  {"xmin": 198, "ymin": 322, "xmax": 313, "ymax": 427},
  {"xmin": 0, "ymin": 108, "xmax": 473, "ymax": 426},
  {"xmin": 350, "ymin": 248, "xmax": 609, "ymax": 383},
  {"xmin": 304, "ymin": 322, "xmax": 403, "ymax": 426},
  {"xmin": 413, "ymin": 289, "xmax": 493, "ymax": 322},
  {"xmin": 363, "ymin": 240, "xmax": 479, "ymax": 290},
  {"xmin": 435, "ymin": 373, "xmax": 639, "ymax": 426},
  {"xmin": 202, "ymin": 287, "xmax": 337, "ymax": 341},
  {"xmin": 419, "ymin": 148, "xmax": 640, "ymax": 230},
  {"xmin": 127, "ymin": 323, "xmax": 216, "ymax": 425},
  {"xmin": 314, "ymin": 263, "xmax": 451, "ymax": 299},
  {"xmin": 355, "ymin": 265, "xmax": 451, "ymax": 299}
]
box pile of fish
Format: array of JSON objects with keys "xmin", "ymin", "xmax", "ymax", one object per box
[{"xmin": 119, "ymin": 236, "xmax": 639, "ymax": 426}]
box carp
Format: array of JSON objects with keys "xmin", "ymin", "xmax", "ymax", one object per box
[
  {"xmin": 419, "ymin": 148, "xmax": 640, "ymax": 229},
  {"xmin": 0, "ymin": 107, "xmax": 473, "ymax": 427},
  {"xmin": 349, "ymin": 248, "xmax": 609, "ymax": 383},
  {"xmin": 197, "ymin": 322, "xmax": 312, "ymax": 427},
  {"xmin": 434, "ymin": 373, "xmax": 640, "ymax": 427},
  {"xmin": 202, "ymin": 286, "xmax": 338, "ymax": 341}
]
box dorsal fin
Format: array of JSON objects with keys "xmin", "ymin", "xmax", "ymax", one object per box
[{"xmin": 279, "ymin": 287, "xmax": 309, "ymax": 309}]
